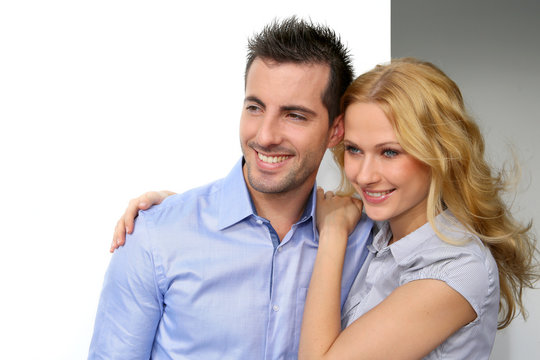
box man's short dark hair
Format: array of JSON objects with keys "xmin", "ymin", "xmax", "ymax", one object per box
[{"xmin": 245, "ymin": 17, "xmax": 354, "ymax": 124}]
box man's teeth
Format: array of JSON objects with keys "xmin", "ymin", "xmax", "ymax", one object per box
[
  {"xmin": 258, "ymin": 153, "xmax": 289, "ymax": 164},
  {"xmin": 365, "ymin": 190, "xmax": 393, "ymax": 197}
]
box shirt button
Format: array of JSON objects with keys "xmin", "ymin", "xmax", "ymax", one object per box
[
  {"xmin": 277, "ymin": 246, "xmax": 283, "ymax": 252},
  {"xmin": 256, "ymin": 219, "xmax": 263, "ymax": 225},
  {"xmin": 272, "ymin": 305, "xmax": 279, "ymax": 312}
]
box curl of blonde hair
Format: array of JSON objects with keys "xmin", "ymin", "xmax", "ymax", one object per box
[{"xmin": 333, "ymin": 58, "xmax": 539, "ymax": 329}]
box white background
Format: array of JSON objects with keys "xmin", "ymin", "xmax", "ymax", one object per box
[{"xmin": 0, "ymin": 1, "xmax": 389, "ymax": 358}]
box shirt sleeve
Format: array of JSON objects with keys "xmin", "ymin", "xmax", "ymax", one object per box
[
  {"xmin": 88, "ymin": 211, "xmax": 163, "ymax": 359},
  {"xmin": 399, "ymin": 246, "xmax": 491, "ymax": 319}
]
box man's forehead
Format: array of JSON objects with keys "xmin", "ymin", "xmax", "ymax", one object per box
[{"xmin": 245, "ymin": 58, "xmax": 330, "ymax": 104}]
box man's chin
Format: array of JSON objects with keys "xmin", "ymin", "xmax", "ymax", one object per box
[
  {"xmin": 248, "ymin": 179, "xmax": 289, "ymax": 194},
  {"xmin": 243, "ymin": 159, "xmax": 304, "ymax": 194},
  {"xmin": 246, "ymin": 171, "xmax": 297, "ymax": 194}
]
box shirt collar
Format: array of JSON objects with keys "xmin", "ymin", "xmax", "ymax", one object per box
[
  {"xmin": 368, "ymin": 221, "xmax": 392, "ymax": 253},
  {"xmin": 389, "ymin": 221, "xmax": 434, "ymax": 263},
  {"xmin": 217, "ymin": 158, "xmax": 317, "ymax": 231},
  {"xmin": 302, "ymin": 184, "xmax": 318, "ymax": 241},
  {"xmin": 217, "ymin": 158, "xmax": 257, "ymax": 230},
  {"xmin": 374, "ymin": 210, "xmax": 458, "ymax": 263},
  {"xmin": 301, "ymin": 184, "xmax": 317, "ymax": 222}
]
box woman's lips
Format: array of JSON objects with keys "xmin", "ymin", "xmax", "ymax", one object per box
[{"xmin": 362, "ymin": 189, "xmax": 395, "ymax": 204}]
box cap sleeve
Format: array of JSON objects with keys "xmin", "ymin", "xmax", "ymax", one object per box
[{"xmin": 399, "ymin": 245, "xmax": 495, "ymax": 318}]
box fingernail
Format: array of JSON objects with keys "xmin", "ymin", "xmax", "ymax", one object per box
[{"xmin": 116, "ymin": 237, "xmax": 121, "ymax": 246}]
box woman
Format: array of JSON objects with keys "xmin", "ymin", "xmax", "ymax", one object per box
[{"xmin": 298, "ymin": 58, "xmax": 538, "ymax": 359}]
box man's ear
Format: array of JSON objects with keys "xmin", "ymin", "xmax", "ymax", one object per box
[{"xmin": 327, "ymin": 114, "xmax": 344, "ymax": 148}]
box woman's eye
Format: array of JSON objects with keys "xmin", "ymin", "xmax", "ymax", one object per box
[
  {"xmin": 383, "ymin": 149, "xmax": 399, "ymax": 157},
  {"xmin": 345, "ymin": 145, "xmax": 361, "ymax": 154}
]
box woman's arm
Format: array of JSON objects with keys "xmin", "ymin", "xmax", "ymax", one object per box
[
  {"xmin": 299, "ymin": 188, "xmax": 363, "ymax": 358},
  {"xmin": 327, "ymin": 280, "xmax": 476, "ymax": 360},
  {"xmin": 298, "ymin": 192, "xmax": 477, "ymax": 360},
  {"xmin": 110, "ymin": 190, "xmax": 176, "ymax": 252}
]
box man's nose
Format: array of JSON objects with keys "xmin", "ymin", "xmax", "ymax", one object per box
[{"xmin": 256, "ymin": 114, "xmax": 283, "ymax": 147}]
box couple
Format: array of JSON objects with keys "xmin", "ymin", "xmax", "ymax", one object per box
[{"xmin": 90, "ymin": 18, "xmax": 537, "ymax": 359}]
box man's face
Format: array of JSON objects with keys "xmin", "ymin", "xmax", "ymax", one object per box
[{"xmin": 240, "ymin": 58, "xmax": 343, "ymax": 195}]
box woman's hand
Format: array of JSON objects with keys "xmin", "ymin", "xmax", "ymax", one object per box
[
  {"xmin": 110, "ymin": 190, "xmax": 176, "ymax": 252},
  {"xmin": 316, "ymin": 187, "xmax": 363, "ymax": 237}
]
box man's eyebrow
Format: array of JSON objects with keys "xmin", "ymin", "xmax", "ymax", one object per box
[
  {"xmin": 244, "ymin": 96, "xmax": 318, "ymax": 117},
  {"xmin": 280, "ymin": 105, "xmax": 317, "ymax": 117},
  {"xmin": 244, "ymin": 96, "xmax": 265, "ymax": 108}
]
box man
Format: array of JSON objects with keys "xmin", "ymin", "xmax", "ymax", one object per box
[{"xmin": 89, "ymin": 17, "xmax": 373, "ymax": 359}]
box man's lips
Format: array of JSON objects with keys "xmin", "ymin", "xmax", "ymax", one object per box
[{"xmin": 257, "ymin": 152, "xmax": 290, "ymax": 164}]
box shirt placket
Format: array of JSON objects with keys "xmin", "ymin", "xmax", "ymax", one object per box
[{"xmin": 263, "ymin": 220, "xmax": 300, "ymax": 360}]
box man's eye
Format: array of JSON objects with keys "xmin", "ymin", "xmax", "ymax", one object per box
[
  {"xmin": 246, "ymin": 104, "xmax": 262, "ymax": 113},
  {"xmin": 287, "ymin": 113, "xmax": 307, "ymax": 121}
]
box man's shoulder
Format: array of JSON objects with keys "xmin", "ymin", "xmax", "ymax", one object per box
[
  {"xmin": 143, "ymin": 177, "xmax": 226, "ymax": 219},
  {"xmin": 166, "ymin": 178, "xmax": 225, "ymax": 206}
]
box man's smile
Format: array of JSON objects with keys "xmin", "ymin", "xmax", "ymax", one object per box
[{"xmin": 257, "ymin": 152, "xmax": 290, "ymax": 164}]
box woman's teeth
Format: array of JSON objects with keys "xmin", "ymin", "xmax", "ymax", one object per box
[{"xmin": 365, "ymin": 190, "xmax": 393, "ymax": 197}]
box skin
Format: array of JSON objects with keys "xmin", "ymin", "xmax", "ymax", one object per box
[
  {"xmin": 298, "ymin": 102, "xmax": 476, "ymax": 360},
  {"xmin": 241, "ymin": 59, "xmax": 334, "ymax": 196},
  {"xmin": 111, "ymin": 58, "xmax": 343, "ymax": 249},
  {"xmin": 239, "ymin": 58, "xmax": 343, "ymax": 239},
  {"xmin": 343, "ymin": 102, "xmax": 431, "ymax": 241}
]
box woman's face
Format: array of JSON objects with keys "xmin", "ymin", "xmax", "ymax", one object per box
[{"xmin": 343, "ymin": 102, "xmax": 431, "ymax": 237}]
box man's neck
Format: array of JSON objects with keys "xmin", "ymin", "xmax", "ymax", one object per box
[{"xmin": 244, "ymin": 171, "xmax": 314, "ymax": 242}]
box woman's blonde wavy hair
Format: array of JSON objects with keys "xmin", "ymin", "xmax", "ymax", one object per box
[{"xmin": 333, "ymin": 58, "xmax": 538, "ymax": 329}]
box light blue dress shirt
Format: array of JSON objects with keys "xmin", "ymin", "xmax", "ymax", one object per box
[
  {"xmin": 89, "ymin": 159, "xmax": 373, "ymax": 360},
  {"xmin": 341, "ymin": 211, "xmax": 499, "ymax": 359}
]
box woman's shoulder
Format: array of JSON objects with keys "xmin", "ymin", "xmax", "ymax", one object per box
[
  {"xmin": 396, "ymin": 211, "xmax": 499, "ymax": 319},
  {"xmin": 395, "ymin": 211, "xmax": 494, "ymax": 266}
]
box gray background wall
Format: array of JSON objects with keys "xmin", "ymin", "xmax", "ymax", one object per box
[{"xmin": 392, "ymin": 0, "xmax": 540, "ymax": 358}]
